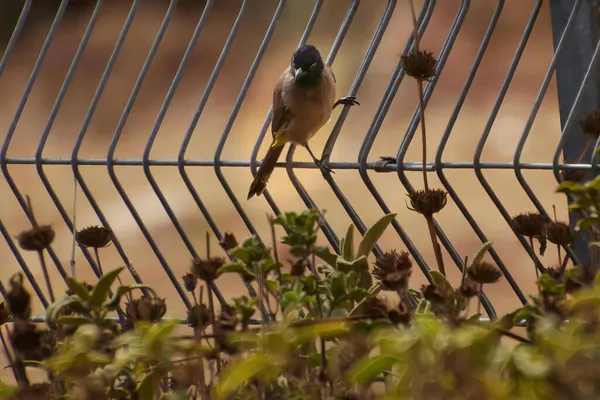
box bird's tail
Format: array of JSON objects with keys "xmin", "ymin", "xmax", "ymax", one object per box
[{"xmin": 247, "ymin": 143, "xmax": 284, "ymax": 199}]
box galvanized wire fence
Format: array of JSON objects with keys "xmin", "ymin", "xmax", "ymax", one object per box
[{"xmin": 0, "ymin": 0, "xmax": 596, "ymax": 321}]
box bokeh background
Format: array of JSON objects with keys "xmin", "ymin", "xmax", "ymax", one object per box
[{"xmin": 0, "ymin": 0, "xmax": 573, "ymax": 337}]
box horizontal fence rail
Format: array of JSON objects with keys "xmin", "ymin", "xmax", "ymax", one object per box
[{"xmin": 0, "ymin": 0, "xmax": 596, "ymax": 323}]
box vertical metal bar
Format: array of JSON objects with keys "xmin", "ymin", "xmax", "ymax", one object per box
[
  {"xmin": 35, "ymin": 0, "xmax": 104, "ymax": 279},
  {"xmin": 473, "ymin": 1, "xmax": 546, "ymax": 277},
  {"xmin": 1, "ymin": 0, "xmax": 70, "ymax": 284},
  {"xmin": 435, "ymin": 0, "xmax": 528, "ymax": 305},
  {"xmin": 71, "ymin": 0, "xmax": 146, "ymax": 291},
  {"xmin": 357, "ymin": 0, "xmax": 436, "ymax": 281},
  {"xmin": 513, "ymin": 0, "xmax": 582, "ymax": 268},
  {"xmin": 550, "ymin": 0, "xmax": 600, "ymax": 267},
  {"xmin": 106, "ymin": 0, "xmax": 192, "ymax": 309}
]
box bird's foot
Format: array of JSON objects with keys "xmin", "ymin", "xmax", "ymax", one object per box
[
  {"xmin": 333, "ymin": 96, "xmax": 360, "ymax": 110},
  {"xmin": 315, "ymin": 158, "xmax": 334, "ymax": 176}
]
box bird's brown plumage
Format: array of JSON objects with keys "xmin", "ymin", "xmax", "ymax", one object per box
[{"xmin": 248, "ymin": 58, "xmax": 336, "ymax": 200}]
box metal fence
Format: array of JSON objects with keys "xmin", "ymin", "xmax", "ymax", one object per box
[{"xmin": 0, "ymin": 0, "xmax": 597, "ymax": 320}]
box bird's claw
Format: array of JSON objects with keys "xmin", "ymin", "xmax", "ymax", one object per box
[
  {"xmin": 316, "ymin": 159, "xmax": 334, "ymax": 176},
  {"xmin": 333, "ymin": 96, "xmax": 360, "ymax": 110}
]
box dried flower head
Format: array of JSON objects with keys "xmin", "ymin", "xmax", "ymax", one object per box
[
  {"xmin": 187, "ymin": 303, "xmax": 212, "ymax": 330},
  {"xmin": 561, "ymin": 168, "xmax": 587, "ymax": 183},
  {"xmin": 387, "ymin": 302, "xmax": 411, "ymax": 326},
  {"xmin": 361, "ymin": 297, "xmax": 389, "ymax": 320},
  {"xmin": 544, "ymin": 221, "xmax": 575, "ymax": 246},
  {"xmin": 182, "ymin": 272, "xmax": 198, "ymax": 293},
  {"xmin": 126, "ymin": 296, "xmax": 167, "ymax": 323},
  {"xmin": 16, "ymin": 225, "xmax": 55, "ymax": 251},
  {"xmin": 400, "ymin": 50, "xmax": 437, "ymax": 80},
  {"xmin": 11, "ymin": 320, "xmax": 55, "ymax": 361},
  {"xmin": 580, "ymin": 110, "xmax": 600, "ymax": 137},
  {"xmin": 290, "ymin": 259, "xmax": 306, "ymax": 277},
  {"xmin": 510, "ymin": 212, "xmax": 548, "ymax": 237},
  {"xmin": 219, "ymin": 232, "xmax": 238, "ymax": 251},
  {"xmin": 459, "ymin": 278, "xmax": 480, "ymax": 298},
  {"xmin": 191, "ymin": 257, "xmax": 224, "ymax": 283},
  {"xmin": 545, "ymin": 266, "xmax": 563, "ymax": 282},
  {"xmin": 421, "ymin": 284, "xmax": 447, "ymax": 305},
  {"xmin": 0, "ymin": 303, "xmax": 8, "ymax": 326},
  {"xmin": 214, "ymin": 305, "xmax": 238, "ymax": 354},
  {"xmin": 407, "ymin": 189, "xmax": 448, "ymax": 215},
  {"xmin": 6, "ymin": 273, "xmax": 31, "ymax": 320},
  {"xmin": 467, "ymin": 261, "xmax": 502, "ymax": 285},
  {"xmin": 76, "ymin": 225, "xmax": 113, "ymax": 248},
  {"xmin": 373, "ymin": 250, "xmax": 413, "ymax": 291}
]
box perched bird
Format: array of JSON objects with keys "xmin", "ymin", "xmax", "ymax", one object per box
[{"xmin": 247, "ymin": 44, "xmax": 359, "ymax": 199}]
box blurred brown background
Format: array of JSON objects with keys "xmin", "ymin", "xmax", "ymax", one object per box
[{"xmin": 0, "ymin": 0, "xmax": 571, "ymax": 326}]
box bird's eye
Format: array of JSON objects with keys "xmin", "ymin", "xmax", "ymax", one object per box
[{"xmin": 309, "ymin": 63, "xmax": 317, "ymax": 70}]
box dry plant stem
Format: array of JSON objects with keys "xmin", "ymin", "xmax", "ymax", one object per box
[
  {"xmin": 311, "ymin": 252, "xmax": 328, "ymax": 380},
  {"xmin": 269, "ymin": 215, "xmax": 282, "ymax": 281},
  {"xmin": 477, "ymin": 283, "xmax": 483, "ymax": 316},
  {"xmin": 206, "ymin": 282, "xmax": 219, "ymax": 374},
  {"xmin": 528, "ymin": 236, "xmax": 540, "ymax": 278},
  {"xmin": 70, "ymin": 176, "xmax": 78, "ymax": 278},
  {"xmin": 37, "ymin": 250, "xmax": 55, "ymax": 303},
  {"xmin": 0, "ymin": 327, "xmax": 18, "ymax": 383},
  {"xmin": 425, "ymin": 214, "xmax": 446, "ymax": 276},
  {"xmin": 577, "ymin": 136, "xmax": 596, "ymax": 163}
]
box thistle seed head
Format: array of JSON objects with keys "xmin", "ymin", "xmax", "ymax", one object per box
[
  {"xmin": 510, "ymin": 212, "xmax": 548, "ymax": 237},
  {"xmin": 544, "ymin": 221, "xmax": 575, "ymax": 246},
  {"xmin": 76, "ymin": 225, "xmax": 114, "ymax": 249},
  {"xmin": 191, "ymin": 257, "xmax": 225, "ymax": 283},
  {"xmin": 467, "ymin": 261, "xmax": 503, "ymax": 285},
  {"xmin": 16, "ymin": 225, "xmax": 55, "ymax": 251},
  {"xmin": 400, "ymin": 50, "xmax": 437, "ymax": 81},
  {"xmin": 407, "ymin": 189, "xmax": 448, "ymax": 215},
  {"xmin": 373, "ymin": 250, "xmax": 412, "ymax": 291}
]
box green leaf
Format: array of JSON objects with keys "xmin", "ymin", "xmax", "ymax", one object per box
[
  {"xmin": 346, "ymin": 354, "xmax": 397, "ymax": 385},
  {"xmin": 266, "ymin": 279, "xmax": 279, "ymax": 293},
  {"xmin": 213, "ymin": 353, "xmax": 273, "ymax": 399},
  {"xmin": 342, "ymin": 224, "xmax": 355, "ymax": 261},
  {"xmin": 89, "ymin": 267, "xmax": 125, "ymax": 310},
  {"xmin": 512, "ymin": 346, "xmax": 551, "ymax": 378},
  {"xmin": 103, "ymin": 284, "xmax": 154, "ymax": 310},
  {"xmin": 314, "ymin": 246, "xmax": 339, "ymax": 267},
  {"xmin": 293, "ymin": 320, "xmax": 349, "ymax": 342},
  {"xmin": 57, "ymin": 315, "xmax": 94, "ymax": 327},
  {"xmin": 66, "ymin": 277, "xmax": 92, "ymax": 301},
  {"xmin": 229, "ymin": 248, "xmax": 251, "ymax": 263},
  {"xmin": 556, "ymin": 181, "xmax": 584, "ymax": 194},
  {"xmin": 357, "ymin": 213, "xmax": 397, "ymax": 258},
  {"xmin": 217, "ymin": 263, "xmax": 254, "ymax": 277},
  {"xmin": 0, "ymin": 380, "xmax": 18, "ymax": 397},
  {"xmin": 586, "ymin": 175, "xmax": 600, "ymax": 190},
  {"xmin": 137, "ymin": 372, "xmax": 157, "ymax": 400},
  {"xmin": 472, "ymin": 241, "xmax": 493, "ymax": 266},
  {"xmin": 46, "ymin": 296, "xmax": 87, "ymax": 329},
  {"xmin": 430, "ymin": 270, "xmax": 453, "ymax": 295}
]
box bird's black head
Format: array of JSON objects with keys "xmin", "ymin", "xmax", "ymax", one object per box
[{"xmin": 291, "ymin": 44, "xmax": 324, "ymax": 85}]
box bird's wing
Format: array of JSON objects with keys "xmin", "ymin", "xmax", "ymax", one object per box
[{"xmin": 271, "ymin": 70, "xmax": 291, "ymax": 139}]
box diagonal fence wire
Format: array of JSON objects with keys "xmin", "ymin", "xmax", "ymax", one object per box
[{"xmin": 0, "ymin": 0, "xmax": 595, "ymax": 321}]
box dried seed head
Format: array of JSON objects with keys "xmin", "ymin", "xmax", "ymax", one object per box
[
  {"xmin": 544, "ymin": 221, "xmax": 575, "ymax": 246},
  {"xmin": 126, "ymin": 296, "xmax": 167, "ymax": 323},
  {"xmin": 361, "ymin": 297, "xmax": 389, "ymax": 320},
  {"xmin": 459, "ymin": 278, "xmax": 480, "ymax": 299},
  {"xmin": 290, "ymin": 259, "xmax": 306, "ymax": 277},
  {"xmin": 422, "ymin": 284, "xmax": 447, "ymax": 305},
  {"xmin": 76, "ymin": 225, "xmax": 113, "ymax": 249},
  {"xmin": 467, "ymin": 261, "xmax": 502, "ymax": 285},
  {"xmin": 407, "ymin": 189, "xmax": 448, "ymax": 215},
  {"xmin": 510, "ymin": 212, "xmax": 548, "ymax": 237},
  {"xmin": 187, "ymin": 303, "xmax": 212, "ymax": 330},
  {"xmin": 219, "ymin": 232, "xmax": 238, "ymax": 251},
  {"xmin": 545, "ymin": 266, "xmax": 563, "ymax": 282},
  {"xmin": 580, "ymin": 110, "xmax": 600, "ymax": 137},
  {"xmin": 400, "ymin": 50, "xmax": 437, "ymax": 81},
  {"xmin": 0, "ymin": 303, "xmax": 8, "ymax": 325},
  {"xmin": 216, "ymin": 305, "xmax": 238, "ymax": 331},
  {"xmin": 373, "ymin": 250, "xmax": 413, "ymax": 291},
  {"xmin": 182, "ymin": 272, "xmax": 198, "ymax": 293},
  {"xmin": 11, "ymin": 320, "xmax": 55, "ymax": 361},
  {"xmin": 16, "ymin": 225, "xmax": 55, "ymax": 251},
  {"xmin": 7, "ymin": 273, "xmax": 31, "ymax": 320},
  {"xmin": 191, "ymin": 257, "xmax": 225, "ymax": 283},
  {"xmin": 387, "ymin": 302, "xmax": 411, "ymax": 326}
]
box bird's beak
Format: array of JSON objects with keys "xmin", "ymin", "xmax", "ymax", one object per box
[{"xmin": 294, "ymin": 68, "xmax": 306, "ymax": 82}]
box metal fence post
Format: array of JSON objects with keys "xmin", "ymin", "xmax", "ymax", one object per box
[{"xmin": 550, "ymin": 0, "xmax": 600, "ymax": 267}]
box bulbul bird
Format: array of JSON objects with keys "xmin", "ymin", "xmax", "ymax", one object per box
[{"xmin": 247, "ymin": 44, "xmax": 359, "ymax": 200}]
